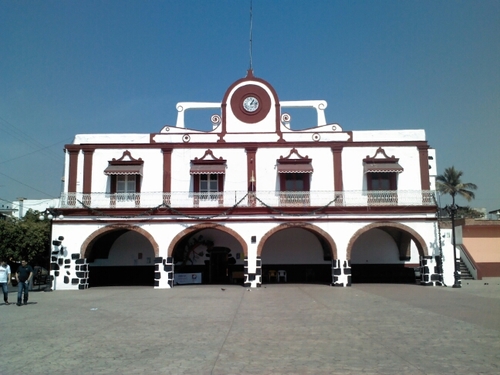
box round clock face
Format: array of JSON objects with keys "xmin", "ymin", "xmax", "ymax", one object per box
[
  {"xmin": 230, "ymin": 84, "xmax": 271, "ymax": 123},
  {"xmin": 243, "ymin": 96, "xmax": 259, "ymax": 112}
]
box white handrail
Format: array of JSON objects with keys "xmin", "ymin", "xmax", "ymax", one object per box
[{"xmin": 60, "ymin": 190, "xmax": 436, "ymax": 210}]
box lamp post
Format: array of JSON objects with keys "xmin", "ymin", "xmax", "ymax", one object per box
[
  {"xmin": 445, "ymin": 203, "xmax": 461, "ymax": 288},
  {"xmin": 39, "ymin": 208, "xmax": 64, "ymax": 291}
]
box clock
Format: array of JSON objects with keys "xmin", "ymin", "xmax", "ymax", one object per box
[
  {"xmin": 230, "ymin": 84, "xmax": 271, "ymax": 123},
  {"xmin": 243, "ymin": 96, "xmax": 259, "ymax": 112}
]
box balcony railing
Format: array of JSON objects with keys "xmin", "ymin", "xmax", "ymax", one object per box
[{"xmin": 60, "ymin": 190, "xmax": 436, "ymax": 210}]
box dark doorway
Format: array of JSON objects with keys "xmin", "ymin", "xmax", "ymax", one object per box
[
  {"xmin": 351, "ymin": 264, "xmax": 416, "ymax": 283},
  {"xmin": 89, "ymin": 265, "xmax": 155, "ymax": 287},
  {"xmin": 85, "ymin": 229, "xmax": 156, "ymax": 287},
  {"xmin": 209, "ymin": 248, "xmax": 229, "ymax": 284}
]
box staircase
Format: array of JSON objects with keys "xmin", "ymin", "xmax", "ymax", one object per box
[{"xmin": 459, "ymin": 259, "xmax": 474, "ymax": 280}]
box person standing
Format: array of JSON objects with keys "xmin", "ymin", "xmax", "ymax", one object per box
[
  {"xmin": 16, "ymin": 260, "xmax": 33, "ymax": 306},
  {"xmin": 0, "ymin": 260, "xmax": 11, "ymax": 305}
]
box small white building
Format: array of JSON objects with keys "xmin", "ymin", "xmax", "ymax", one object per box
[{"xmin": 50, "ymin": 70, "xmax": 457, "ymax": 290}]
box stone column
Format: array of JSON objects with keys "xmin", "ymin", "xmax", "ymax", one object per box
[
  {"xmin": 419, "ymin": 256, "xmax": 433, "ymax": 286},
  {"xmin": 245, "ymin": 257, "xmax": 261, "ymax": 288},
  {"xmin": 155, "ymin": 257, "xmax": 174, "ymax": 289},
  {"xmin": 331, "ymin": 259, "xmax": 351, "ymax": 287}
]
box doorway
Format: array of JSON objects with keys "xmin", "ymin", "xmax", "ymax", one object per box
[{"xmin": 209, "ymin": 248, "xmax": 229, "ymax": 284}]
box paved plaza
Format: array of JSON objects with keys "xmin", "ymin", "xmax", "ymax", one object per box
[{"xmin": 2, "ymin": 280, "xmax": 500, "ymax": 375}]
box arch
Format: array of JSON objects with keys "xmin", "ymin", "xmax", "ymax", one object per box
[
  {"xmin": 257, "ymin": 222, "xmax": 337, "ymax": 259},
  {"xmin": 346, "ymin": 222, "xmax": 428, "ymax": 260},
  {"xmin": 167, "ymin": 223, "xmax": 248, "ymax": 258},
  {"xmin": 81, "ymin": 224, "xmax": 160, "ymax": 259}
]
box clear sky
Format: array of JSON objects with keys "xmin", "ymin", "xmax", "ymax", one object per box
[{"xmin": 1, "ymin": 0, "xmax": 499, "ymax": 210}]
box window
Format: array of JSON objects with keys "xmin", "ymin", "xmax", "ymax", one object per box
[
  {"xmin": 367, "ymin": 173, "xmax": 396, "ymax": 191},
  {"xmin": 366, "ymin": 173, "xmax": 398, "ymax": 205},
  {"xmin": 199, "ymin": 174, "xmax": 220, "ymax": 200},
  {"xmin": 284, "ymin": 173, "xmax": 307, "ymax": 191},
  {"xmin": 116, "ymin": 175, "xmax": 137, "ymax": 201},
  {"xmin": 279, "ymin": 173, "xmax": 310, "ymax": 206},
  {"xmin": 190, "ymin": 150, "xmax": 227, "ymax": 206},
  {"xmin": 104, "ymin": 151, "xmax": 144, "ymax": 206},
  {"xmin": 363, "ymin": 147, "xmax": 403, "ymax": 206},
  {"xmin": 276, "ymin": 148, "xmax": 313, "ymax": 206}
]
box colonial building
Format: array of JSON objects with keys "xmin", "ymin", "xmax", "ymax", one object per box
[{"xmin": 50, "ymin": 70, "xmax": 456, "ymax": 290}]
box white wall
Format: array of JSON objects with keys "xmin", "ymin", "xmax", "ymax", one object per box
[
  {"xmin": 341, "ymin": 146, "xmax": 422, "ymax": 191},
  {"xmin": 261, "ymin": 228, "xmax": 331, "ymax": 264},
  {"xmin": 92, "ymin": 231, "xmax": 155, "ymax": 266}
]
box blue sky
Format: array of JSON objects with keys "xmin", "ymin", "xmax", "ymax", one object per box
[{"xmin": 0, "ymin": 0, "xmax": 499, "ymax": 210}]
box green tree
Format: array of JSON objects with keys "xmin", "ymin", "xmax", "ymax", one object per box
[
  {"xmin": 436, "ymin": 166, "xmax": 478, "ymax": 207},
  {"xmin": 0, "ymin": 210, "xmax": 50, "ymax": 267},
  {"xmin": 457, "ymin": 206, "xmax": 484, "ymax": 219}
]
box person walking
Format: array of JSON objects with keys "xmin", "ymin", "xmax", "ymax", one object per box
[
  {"xmin": 16, "ymin": 260, "xmax": 33, "ymax": 306},
  {"xmin": 0, "ymin": 260, "xmax": 11, "ymax": 305}
]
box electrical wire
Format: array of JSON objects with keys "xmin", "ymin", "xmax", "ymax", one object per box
[{"xmin": 77, "ymin": 193, "xmax": 339, "ymax": 220}]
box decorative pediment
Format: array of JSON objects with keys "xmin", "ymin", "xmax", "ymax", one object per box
[
  {"xmin": 192, "ymin": 149, "xmax": 226, "ymax": 164},
  {"xmin": 190, "ymin": 149, "xmax": 226, "ymax": 174},
  {"xmin": 364, "ymin": 147, "xmax": 398, "ymax": 163},
  {"xmin": 363, "ymin": 147, "xmax": 403, "ymax": 174},
  {"xmin": 278, "ymin": 148, "xmax": 311, "ymax": 163},
  {"xmin": 109, "ymin": 150, "xmax": 143, "ymax": 165},
  {"xmin": 277, "ymin": 148, "xmax": 313, "ymax": 173},
  {"xmin": 104, "ymin": 151, "xmax": 143, "ymax": 176}
]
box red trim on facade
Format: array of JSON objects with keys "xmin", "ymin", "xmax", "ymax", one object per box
[
  {"xmin": 256, "ymin": 222, "xmax": 338, "ymax": 259},
  {"xmin": 331, "ymin": 146, "xmax": 344, "ymax": 193},
  {"xmin": 166, "ymin": 223, "xmax": 248, "ymax": 258},
  {"xmin": 162, "ymin": 148, "xmax": 172, "ymax": 193},
  {"xmin": 220, "ymin": 70, "xmax": 282, "ymax": 141},
  {"xmin": 277, "ymin": 164, "xmax": 313, "ymax": 173},
  {"xmin": 346, "ymin": 222, "xmax": 429, "ymax": 259},
  {"xmin": 190, "ymin": 165, "xmax": 226, "ymax": 174},
  {"xmin": 80, "ymin": 139, "xmax": 430, "ymax": 150},
  {"xmin": 82, "ymin": 147, "xmax": 94, "ymax": 194},
  {"xmin": 230, "ymin": 84, "xmax": 272, "ymax": 124},
  {"xmin": 364, "ymin": 163, "xmax": 403, "ymax": 173},
  {"xmin": 57, "ymin": 204, "xmax": 437, "ymax": 220},
  {"xmin": 246, "ymin": 147, "xmax": 257, "ymax": 192},
  {"xmin": 67, "ymin": 148, "xmax": 79, "ymax": 193},
  {"xmin": 81, "ymin": 225, "xmax": 160, "ymax": 259},
  {"xmin": 418, "ymin": 145, "xmax": 431, "ymax": 190},
  {"xmin": 104, "ymin": 165, "xmax": 143, "ymax": 175}
]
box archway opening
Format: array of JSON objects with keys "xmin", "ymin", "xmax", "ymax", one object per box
[
  {"xmin": 350, "ymin": 228, "xmax": 420, "ymax": 284},
  {"xmin": 261, "ymin": 227, "xmax": 332, "ymax": 284},
  {"xmin": 86, "ymin": 229, "xmax": 155, "ymax": 287},
  {"xmin": 171, "ymin": 228, "xmax": 245, "ymax": 285}
]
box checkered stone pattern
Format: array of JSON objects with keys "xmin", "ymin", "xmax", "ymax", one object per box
[
  {"xmin": 73, "ymin": 257, "xmax": 89, "ymax": 289},
  {"xmin": 331, "ymin": 259, "xmax": 351, "ymax": 287},
  {"xmin": 154, "ymin": 257, "xmax": 174, "ymax": 288},
  {"xmin": 51, "ymin": 252, "xmax": 89, "ymax": 290},
  {"xmin": 433, "ymin": 255, "xmax": 444, "ymax": 286},
  {"xmin": 419, "ymin": 256, "xmax": 438, "ymax": 286},
  {"xmin": 246, "ymin": 257, "xmax": 261, "ymax": 288}
]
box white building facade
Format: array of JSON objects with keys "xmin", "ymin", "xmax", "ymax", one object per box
[{"xmin": 50, "ymin": 71, "xmax": 456, "ymax": 290}]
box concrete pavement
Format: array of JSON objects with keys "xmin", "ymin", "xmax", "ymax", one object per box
[{"xmin": 2, "ymin": 281, "xmax": 500, "ymax": 375}]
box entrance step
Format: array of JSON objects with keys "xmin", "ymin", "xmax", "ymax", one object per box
[{"xmin": 459, "ymin": 259, "xmax": 474, "ymax": 280}]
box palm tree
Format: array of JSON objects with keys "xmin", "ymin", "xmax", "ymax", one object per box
[
  {"xmin": 436, "ymin": 166, "xmax": 477, "ymax": 288},
  {"xmin": 436, "ymin": 166, "xmax": 478, "ymax": 205}
]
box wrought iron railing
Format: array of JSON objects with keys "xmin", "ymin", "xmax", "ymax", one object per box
[{"xmin": 59, "ymin": 190, "xmax": 436, "ymax": 210}]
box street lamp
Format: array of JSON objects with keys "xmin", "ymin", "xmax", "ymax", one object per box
[
  {"xmin": 39, "ymin": 208, "xmax": 64, "ymax": 291},
  {"xmin": 445, "ymin": 204, "xmax": 461, "ymax": 288}
]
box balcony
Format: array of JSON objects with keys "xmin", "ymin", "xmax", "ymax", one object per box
[{"xmin": 59, "ymin": 190, "xmax": 436, "ymax": 209}]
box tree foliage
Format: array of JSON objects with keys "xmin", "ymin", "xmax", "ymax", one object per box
[
  {"xmin": 457, "ymin": 206, "xmax": 484, "ymax": 219},
  {"xmin": 0, "ymin": 209, "xmax": 50, "ymax": 267},
  {"xmin": 436, "ymin": 166, "xmax": 478, "ymax": 205}
]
